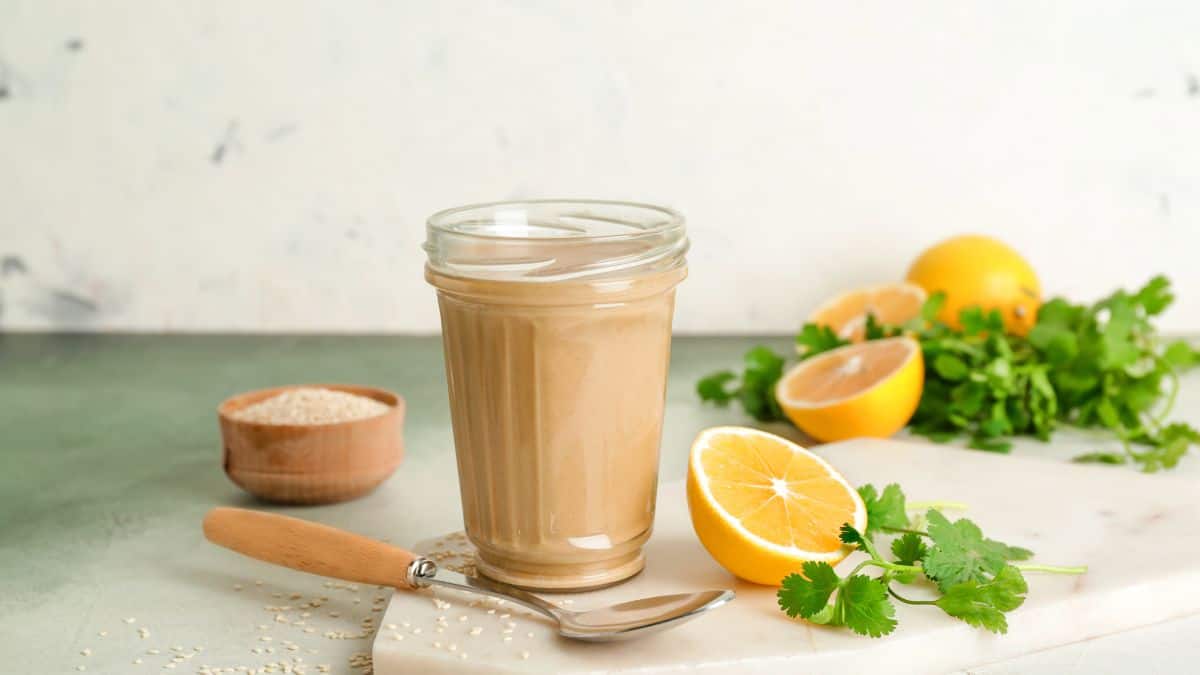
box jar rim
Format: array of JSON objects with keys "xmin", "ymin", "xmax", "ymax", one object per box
[{"xmin": 425, "ymin": 199, "xmax": 684, "ymax": 243}]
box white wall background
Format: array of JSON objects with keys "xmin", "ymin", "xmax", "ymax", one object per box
[{"xmin": 2, "ymin": 0, "xmax": 1199, "ymax": 334}]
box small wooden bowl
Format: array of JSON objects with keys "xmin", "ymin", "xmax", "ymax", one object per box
[{"xmin": 218, "ymin": 384, "xmax": 405, "ymax": 505}]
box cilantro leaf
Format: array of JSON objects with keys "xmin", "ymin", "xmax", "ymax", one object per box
[
  {"xmin": 935, "ymin": 565, "xmax": 1028, "ymax": 634},
  {"xmin": 1072, "ymin": 451, "xmax": 1127, "ymax": 465},
  {"xmin": 1163, "ymin": 340, "xmax": 1200, "ymax": 370},
  {"xmin": 796, "ymin": 323, "xmax": 848, "ymax": 357},
  {"xmin": 1135, "ymin": 423, "xmax": 1200, "ymax": 473},
  {"xmin": 696, "ymin": 371, "xmax": 737, "ymax": 404},
  {"xmin": 1133, "ymin": 275, "xmax": 1173, "ymax": 316},
  {"xmin": 696, "ymin": 346, "xmax": 788, "ymax": 422},
  {"xmin": 838, "ymin": 523, "xmax": 865, "ymax": 546},
  {"xmin": 921, "ymin": 510, "xmax": 1030, "ymax": 591},
  {"xmin": 858, "ymin": 483, "xmax": 910, "ymax": 536},
  {"xmin": 778, "ymin": 561, "xmax": 840, "ymax": 619},
  {"xmin": 833, "ymin": 576, "xmax": 898, "ymax": 637},
  {"xmin": 891, "ymin": 532, "xmax": 929, "ymax": 566}
]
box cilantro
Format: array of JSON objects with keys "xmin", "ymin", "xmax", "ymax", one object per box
[
  {"xmin": 858, "ymin": 483, "xmax": 910, "ymax": 537},
  {"xmin": 934, "ymin": 565, "xmax": 1028, "ymax": 634},
  {"xmin": 922, "ymin": 510, "xmax": 1031, "ymax": 592},
  {"xmin": 777, "ymin": 482, "xmax": 1083, "ymax": 638},
  {"xmin": 796, "ymin": 324, "xmax": 848, "ymax": 356},
  {"xmin": 695, "ymin": 346, "xmax": 787, "ymax": 422},
  {"xmin": 696, "ymin": 276, "xmax": 1200, "ymax": 471},
  {"xmin": 890, "ymin": 533, "xmax": 928, "ymax": 566},
  {"xmin": 778, "ymin": 561, "xmax": 840, "ymax": 619},
  {"xmin": 778, "ymin": 563, "xmax": 897, "ymax": 637}
]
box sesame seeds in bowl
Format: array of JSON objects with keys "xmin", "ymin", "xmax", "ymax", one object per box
[{"xmin": 218, "ymin": 385, "xmax": 405, "ymax": 504}]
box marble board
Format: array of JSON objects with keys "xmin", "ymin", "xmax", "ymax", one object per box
[{"xmin": 373, "ymin": 438, "xmax": 1200, "ymax": 674}]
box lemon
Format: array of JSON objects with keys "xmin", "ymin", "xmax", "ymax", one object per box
[
  {"xmin": 776, "ymin": 336, "xmax": 923, "ymax": 442},
  {"xmin": 808, "ymin": 282, "xmax": 927, "ymax": 342},
  {"xmin": 686, "ymin": 426, "xmax": 866, "ymax": 585},
  {"xmin": 906, "ymin": 234, "xmax": 1041, "ymax": 335}
]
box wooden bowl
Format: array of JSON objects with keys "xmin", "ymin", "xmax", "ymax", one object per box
[{"xmin": 218, "ymin": 384, "xmax": 405, "ymax": 504}]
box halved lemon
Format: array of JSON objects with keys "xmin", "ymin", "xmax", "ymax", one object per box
[
  {"xmin": 686, "ymin": 426, "xmax": 866, "ymax": 585},
  {"xmin": 776, "ymin": 336, "xmax": 923, "ymax": 442},
  {"xmin": 807, "ymin": 282, "xmax": 927, "ymax": 342}
]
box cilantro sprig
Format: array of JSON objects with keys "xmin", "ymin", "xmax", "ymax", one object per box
[
  {"xmin": 777, "ymin": 483, "xmax": 1084, "ymax": 636},
  {"xmin": 698, "ymin": 276, "xmax": 1200, "ymax": 471}
]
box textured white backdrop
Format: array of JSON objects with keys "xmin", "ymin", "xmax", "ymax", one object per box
[{"xmin": 2, "ymin": 1, "xmax": 1199, "ymax": 333}]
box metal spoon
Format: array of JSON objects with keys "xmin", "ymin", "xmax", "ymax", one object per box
[{"xmin": 203, "ymin": 507, "xmax": 734, "ymax": 642}]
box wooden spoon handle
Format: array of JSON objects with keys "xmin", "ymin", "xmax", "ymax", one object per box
[{"xmin": 203, "ymin": 507, "xmax": 418, "ymax": 589}]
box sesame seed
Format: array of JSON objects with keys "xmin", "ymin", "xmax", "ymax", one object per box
[
  {"xmin": 469, "ymin": 627, "xmax": 482, "ymax": 636},
  {"xmin": 520, "ymin": 650, "xmax": 530, "ymax": 660},
  {"xmin": 133, "ymin": 658, "xmax": 142, "ymax": 664},
  {"xmin": 432, "ymin": 641, "xmax": 442, "ymax": 649},
  {"xmin": 97, "ymin": 631, "xmax": 107, "ymax": 637},
  {"xmin": 448, "ymin": 643, "xmax": 457, "ymax": 652},
  {"xmin": 80, "ymin": 648, "xmax": 91, "ymax": 656},
  {"xmin": 147, "ymin": 649, "xmax": 160, "ymax": 655},
  {"xmin": 76, "ymin": 666, "xmax": 85, "ymax": 671},
  {"xmin": 260, "ymin": 636, "xmax": 272, "ymax": 642},
  {"xmin": 234, "ymin": 584, "xmax": 243, "ymax": 591},
  {"xmin": 458, "ymin": 615, "xmax": 468, "ymax": 622},
  {"xmin": 255, "ymin": 580, "xmax": 264, "ymax": 586},
  {"xmin": 503, "ymin": 636, "xmax": 512, "ymax": 642},
  {"xmin": 392, "ymin": 633, "xmax": 404, "ymax": 641},
  {"xmin": 527, "ymin": 632, "xmax": 535, "ymax": 638},
  {"xmin": 124, "ymin": 618, "xmax": 136, "ymax": 624},
  {"xmin": 411, "ymin": 628, "xmax": 421, "ymax": 635},
  {"xmin": 487, "ymin": 609, "xmax": 495, "ymax": 615},
  {"xmin": 385, "ymin": 624, "xmax": 396, "ymax": 630}
]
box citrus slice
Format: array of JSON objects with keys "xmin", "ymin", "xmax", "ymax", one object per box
[
  {"xmin": 686, "ymin": 426, "xmax": 866, "ymax": 585},
  {"xmin": 808, "ymin": 282, "xmax": 927, "ymax": 342},
  {"xmin": 776, "ymin": 336, "xmax": 923, "ymax": 443}
]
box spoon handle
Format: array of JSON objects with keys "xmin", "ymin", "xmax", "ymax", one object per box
[{"xmin": 203, "ymin": 507, "xmax": 419, "ymax": 589}]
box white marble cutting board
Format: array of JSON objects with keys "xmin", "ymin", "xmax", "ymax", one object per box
[{"xmin": 373, "ymin": 438, "xmax": 1200, "ymax": 674}]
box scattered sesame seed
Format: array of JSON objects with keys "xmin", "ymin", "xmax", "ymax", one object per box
[
  {"xmin": 255, "ymin": 580, "xmax": 264, "ymax": 586},
  {"xmin": 133, "ymin": 658, "xmax": 142, "ymax": 664},
  {"xmin": 448, "ymin": 643, "xmax": 457, "ymax": 652},
  {"xmin": 147, "ymin": 649, "xmax": 160, "ymax": 655},
  {"xmin": 458, "ymin": 615, "xmax": 468, "ymax": 622},
  {"xmin": 303, "ymin": 628, "xmax": 315, "ymax": 634},
  {"xmin": 487, "ymin": 609, "xmax": 495, "ymax": 615},
  {"xmin": 527, "ymin": 632, "xmax": 535, "ymax": 638},
  {"xmin": 432, "ymin": 641, "xmax": 442, "ymax": 649},
  {"xmin": 328, "ymin": 612, "xmax": 340, "ymax": 618},
  {"xmin": 503, "ymin": 636, "xmax": 512, "ymax": 642},
  {"xmin": 80, "ymin": 648, "xmax": 91, "ymax": 656},
  {"xmin": 561, "ymin": 599, "xmax": 573, "ymax": 605},
  {"xmin": 259, "ymin": 636, "xmax": 272, "ymax": 642},
  {"xmin": 460, "ymin": 653, "xmax": 468, "ymax": 660},
  {"xmin": 469, "ymin": 627, "xmax": 482, "ymax": 636},
  {"xmin": 435, "ymin": 627, "xmax": 444, "ymax": 633},
  {"xmin": 124, "ymin": 618, "xmax": 136, "ymax": 624},
  {"xmin": 76, "ymin": 666, "xmax": 85, "ymax": 671},
  {"xmin": 411, "ymin": 628, "xmax": 421, "ymax": 635},
  {"xmin": 234, "ymin": 584, "xmax": 243, "ymax": 591},
  {"xmin": 385, "ymin": 624, "xmax": 396, "ymax": 630},
  {"xmin": 520, "ymin": 650, "xmax": 530, "ymax": 660},
  {"xmin": 97, "ymin": 631, "xmax": 107, "ymax": 637}
]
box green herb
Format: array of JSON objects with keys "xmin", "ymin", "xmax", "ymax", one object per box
[
  {"xmin": 696, "ymin": 346, "xmax": 787, "ymax": 422},
  {"xmin": 698, "ymin": 276, "xmax": 1200, "ymax": 471},
  {"xmin": 777, "ymin": 483, "xmax": 1084, "ymax": 636}
]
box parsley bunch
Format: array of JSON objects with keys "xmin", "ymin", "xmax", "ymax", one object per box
[
  {"xmin": 697, "ymin": 276, "xmax": 1200, "ymax": 471},
  {"xmin": 777, "ymin": 483, "xmax": 1084, "ymax": 636}
]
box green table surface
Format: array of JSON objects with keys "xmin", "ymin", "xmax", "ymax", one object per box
[{"xmin": 3, "ymin": 334, "xmax": 1198, "ymax": 674}]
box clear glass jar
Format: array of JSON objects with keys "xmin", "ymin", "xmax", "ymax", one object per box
[{"xmin": 425, "ymin": 200, "xmax": 687, "ymax": 590}]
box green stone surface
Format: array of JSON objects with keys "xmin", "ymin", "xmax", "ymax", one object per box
[{"xmin": 1, "ymin": 334, "xmax": 1196, "ymax": 673}]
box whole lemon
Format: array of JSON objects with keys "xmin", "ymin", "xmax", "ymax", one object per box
[{"xmin": 906, "ymin": 235, "xmax": 1041, "ymax": 335}]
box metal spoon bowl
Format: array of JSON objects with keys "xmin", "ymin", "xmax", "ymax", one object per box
[{"xmin": 413, "ymin": 563, "xmax": 734, "ymax": 641}]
